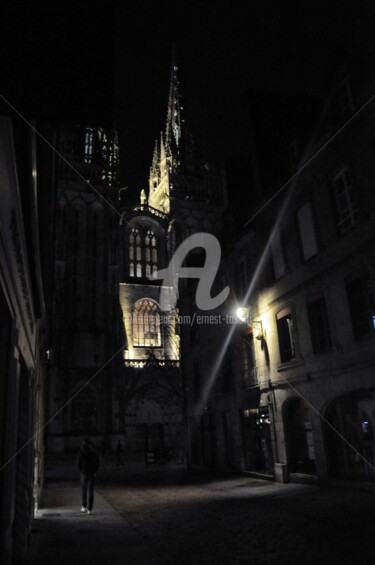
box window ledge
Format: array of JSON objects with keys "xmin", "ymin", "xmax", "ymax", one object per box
[{"xmin": 277, "ymin": 358, "xmax": 305, "ymax": 372}]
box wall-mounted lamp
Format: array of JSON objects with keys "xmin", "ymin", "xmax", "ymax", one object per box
[
  {"xmin": 236, "ymin": 307, "xmax": 265, "ymax": 340},
  {"xmin": 251, "ymin": 320, "xmax": 264, "ymax": 341}
]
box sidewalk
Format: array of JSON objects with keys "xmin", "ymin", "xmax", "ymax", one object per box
[
  {"xmin": 26, "ymin": 452, "xmax": 375, "ymax": 565},
  {"xmin": 24, "ymin": 452, "xmax": 190, "ymax": 565},
  {"xmin": 25, "ymin": 453, "xmax": 257, "ymax": 565},
  {"xmin": 30, "ymin": 480, "xmax": 159, "ymax": 565}
]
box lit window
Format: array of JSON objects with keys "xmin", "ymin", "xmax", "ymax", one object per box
[
  {"xmin": 276, "ymin": 307, "xmax": 296, "ymax": 363},
  {"xmin": 84, "ymin": 128, "xmax": 94, "ymax": 164},
  {"xmin": 129, "ymin": 228, "xmax": 142, "ymax": 277},
  {"xmin": 332, "ymin": 168, "xmax": 358, "ymax": 236},
  {"xmin": 133, "ymin": 299, "xmax": 161, "ymax": 347},
  {"xmin": 128, "ymin": 226, "xmax": 159, "ymax": 279}
]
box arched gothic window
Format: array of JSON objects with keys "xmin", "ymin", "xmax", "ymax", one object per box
[
  {"xmin": 128, "ymin": 227, "xmax": 159, "ymax": 279},
  {"xmin": 133, "ymin": 299, "xmax": 162, "ymax": 347},
  {"xmin": 145, "ymin": 229, "xmax": 158, "ymax": 274},
  {"xmin": 129, "ymin": 228, "xmax": 142, "ymax": 277},
  {"xmin": 84, "ymin": 128, "xmax": 94, "ymax": 164}
]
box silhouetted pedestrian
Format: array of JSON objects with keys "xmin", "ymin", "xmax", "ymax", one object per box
[
  {"xmin": 77, "ymin": 438, "xmax": 100, "ymax": 515},
  {"xmin": 116, "ymin": 440, "xmax": 124, "ymax": 467}
]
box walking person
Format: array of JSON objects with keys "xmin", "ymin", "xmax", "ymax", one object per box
[
  {"xmin": 116, "ymin": 440, "xmax": 124, "ymax": 467},
  {"xmin": 77, "ymin": 438, "xmax": 100, "ymax": 515}
]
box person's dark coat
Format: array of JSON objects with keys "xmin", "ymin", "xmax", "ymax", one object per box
[{"xmin": 78, "ymin": 444, "xmax": 100, "ymax": 475}]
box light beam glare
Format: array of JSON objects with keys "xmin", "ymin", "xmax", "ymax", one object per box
[{"xmin": 192, "ymin": 126, "xmax": 320, "ymax": 427}]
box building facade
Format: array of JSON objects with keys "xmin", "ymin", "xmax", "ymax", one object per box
[
  {"xmin": 185, "ymin": 61, "xmax": 375, "ymax": 483},
  {"xmin": 0, "ymin": 117, "xmax": 52, "ymax": 563}
]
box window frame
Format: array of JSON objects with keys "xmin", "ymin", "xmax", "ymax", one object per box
[
  {"xmin": 297, "ymin": 201, "xmax": 318, "ymax": 261},
  {"xmin": 346, "ymin": 274, "xmax": 375, "ymax": 341},
  {"xmin": 276, "ymin": 306, "xmax": 297, "ymax": 364},
  {"xmin": 132, "ymin": 299, "xmax": 162, "ymax": 348},
  {"xmin": 332, "ymin": 167, "xmax": 358, "ymax": 236},
  {"xmin": 128, "ymin": 226, "xmax": 160, "ymax": 280},
  {"xmin": 307, "ymin": 293, "xmax": 332, "ymax": 354}
]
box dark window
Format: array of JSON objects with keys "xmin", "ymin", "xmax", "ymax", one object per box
[
  {"xmin": 297, "ymin": 202, "xmax": 318, "ymax": 261},
  {"xmin": 221, "ymin": 349, "xmax": 233, "ymax": 393},
  {"xmin": 332, "ymin": 168, "xmax": 358, "ymax": 236},
  {"xmin": 346, "ymin": 275, "xmax": 375, "ymax": 340},
  {"xmin": 242, "ymin": 331, "xmax": 257, "ymax": 387},
  {"xmin": 337, "ymin": 78, "xmax": 354, "ymax": 114},
  {"xmin": 238, "ymin": 259, "xmax": 247, "ymax": 297},
  {"xmin": 307, "ymin": 294, "xmax": 332, "ymax": 354},
  {"xmin": 271, "ymin": 230, "xmax": 285, "ymax": 279},
  {"xmin": 289, "ymin": 139, "xmax": 298, "ymax": 173},
  {"xmin": 193, "ymin": 362, "xmax": 201, "ymax": 401},
  {"xmin": 276, "ymin": 307, "xmax": 296, "ymax": 363}
]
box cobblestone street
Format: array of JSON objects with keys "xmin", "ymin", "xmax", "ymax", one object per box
[
  {"xmin": 97, "ymin": 469, "xmax": 375, "ymax": 565},
  {"xmin": 29, "ymin": 457, "xmax": 375, "ymax": 565}
]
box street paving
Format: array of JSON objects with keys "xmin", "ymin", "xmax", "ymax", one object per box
[
  {"xmin": 29, "ymin": 461, "xmax": 375, "ymax": 565},
  {"xmin": 97, "ymin": 469, "xmax": 375, "ymax": 565}
]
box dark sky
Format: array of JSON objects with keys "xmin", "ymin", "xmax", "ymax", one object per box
[{"xmin": 1, "ymin": 1, "xmax": 372, "ymax": 202}]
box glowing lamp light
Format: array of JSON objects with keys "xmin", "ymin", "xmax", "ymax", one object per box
[
  {"xmin": 235, "ymin": 307, "xmax": 265, "ymax": 341},
  {"xmin": 236, "ymin": 307, "xmax": 248, "ymax": 322}
]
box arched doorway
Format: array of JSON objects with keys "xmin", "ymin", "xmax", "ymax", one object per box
[
  {"xmin": 324, "ymin": 390, "xmax": 375, "ymax": 481},
  {"xmin": 125, "ymin": 398, "xmax": 166, "ymax": 453},
  {"xmin": 284, "ymin": 398, "xmax": 316, "ymax": 474}
]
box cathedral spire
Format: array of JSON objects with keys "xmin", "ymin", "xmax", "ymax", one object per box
[
  {"xmin": 160, "ymin": 131, "xmax": 166, "ymax": 161},
  {"xmin": 150, "ymin": 139, "xmax": 159, "ymax": 175},
  {"xmin": 165, "ymin": 46, "xmax": 182, "ymax": 154}
]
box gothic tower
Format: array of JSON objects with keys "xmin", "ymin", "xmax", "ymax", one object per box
[
  {"xmin": 48, "ymin": 125, "xmax": 121, "ymax": 451},
  {"xmin": 118, "ymin": 54, "xmax": 227, "ymax": 460}
]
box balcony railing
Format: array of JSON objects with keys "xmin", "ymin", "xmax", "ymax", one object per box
[{"xmin": 125, "ymin": 359, "xmax": 180, "ymax": 369}]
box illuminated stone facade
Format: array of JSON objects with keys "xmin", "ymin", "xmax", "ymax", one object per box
[{"xmin": 117, "ymin": 57, "xmax": 227, "ymax": 456}]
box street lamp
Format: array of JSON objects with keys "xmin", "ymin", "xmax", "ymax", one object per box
[{"xmin": 236, "ymin": 307, "xmax": 264, "ymax": 341}]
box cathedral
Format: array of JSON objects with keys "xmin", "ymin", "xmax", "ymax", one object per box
[{"xmin": 48, "ymin": 56, "xmax": 227, "ymax": 458}]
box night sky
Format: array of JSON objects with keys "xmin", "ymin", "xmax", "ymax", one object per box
[{"xmin": 1, "ymin": 1, "xmax": 372, "ymax": 203}]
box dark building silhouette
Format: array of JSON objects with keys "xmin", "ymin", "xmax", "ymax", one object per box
[{"xmin": 0, "ymin": 117, "xmax": 53, "ymax": 564}]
